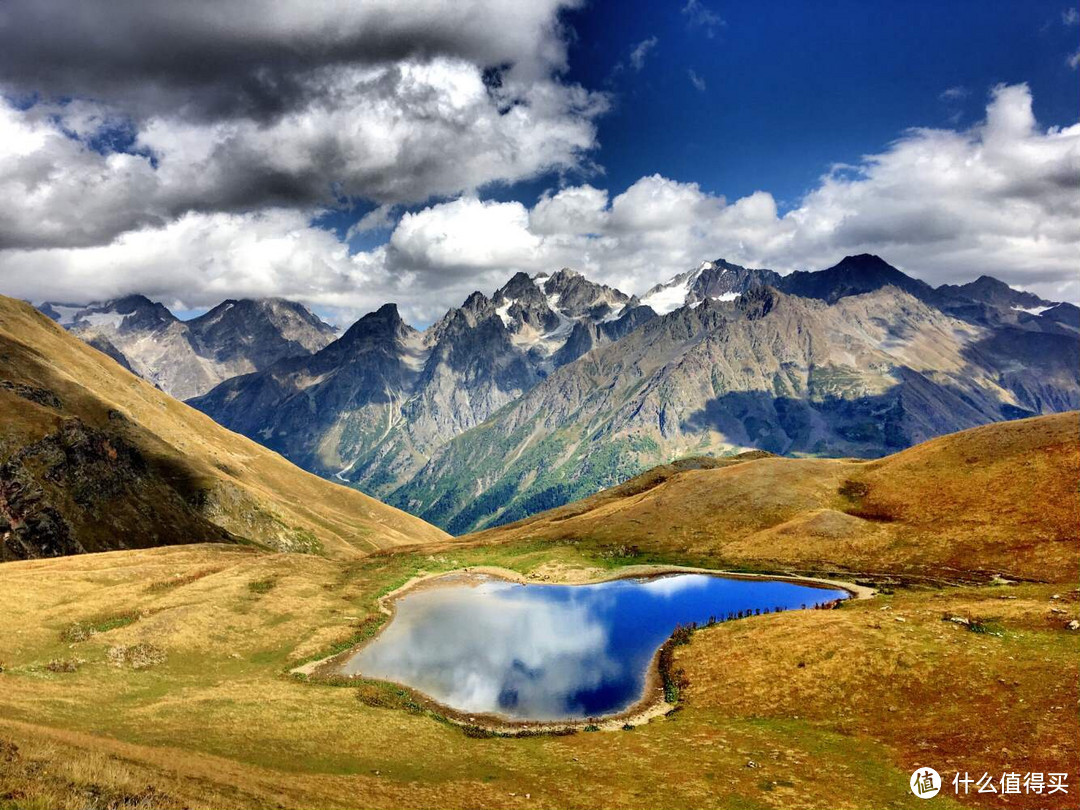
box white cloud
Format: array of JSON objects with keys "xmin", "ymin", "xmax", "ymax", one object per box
[
  {"xmin": 629, "ymin": 37, "xmax": 659, "ymax": 71},
  {"xmin": 682, "ymin": 0, "xmax": 724, "ymax": 37},
  {"xmin": 0, "ymin": 57, "xmax": 607, "ymax": 249},
  {"xmin": 1063, "ymin": 7, "xmax": 1079, "ymax": 25},
  {"xmin": 529, "ymin": 185, "xmax": 610, "ymax": 235},
  {"xmin": 2, "ymin": 83, "xmax": 1078, "ymax": 325},
  {"xmin": 0, "ymin": 1, "xmax": 608, "ymax": 251},
  {"xmin": 390, "ymin": 197, "xmax": 541, "ymax": 271},
  {"xmin": 346, "ymin": 205, "xmax": 400, "ymax": 239},
  {"xmin": 688, "ymin": 69, "xmax": 707, "ymax": 92}
]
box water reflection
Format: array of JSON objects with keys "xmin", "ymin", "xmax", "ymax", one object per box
[{"xmin": 342, "ymin": 573, "xmax": 846, "ymax": 721}]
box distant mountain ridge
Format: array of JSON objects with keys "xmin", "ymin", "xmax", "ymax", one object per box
[
  {"xmin": 778, "ymin": 254, "xmax": 941, "ymax": 304},
  {"xmin": 189, "ymin": 269, "xmax": 653, "ymax": 495},
  {"xmin": 40, "ymin": 295, "xmax": 337, "ymax": 399},
  {"xmin": 938, "ymin": 274, "xmax": 1054, "ymax": 311},
  {"xmin": 390, "ymin": 283, "xmax": 1079, "ymax": 532},
  {"xmin": 36, "ymin": 255, "xmax": 1080, "ymax": 535},
  {"xmin": 641, "ymin": 259, "xmax": 781, "ymax": 313}
]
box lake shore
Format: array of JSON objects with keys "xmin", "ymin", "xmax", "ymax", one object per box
[{"xmin": 292, "ymin": 563, "xmax": 873, "ymax": 733}]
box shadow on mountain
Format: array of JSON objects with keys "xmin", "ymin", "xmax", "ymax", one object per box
[
  {"xmin": 678, "ymin": 358, "xmax": 1067, "ymax": 458},
  {"xmin": 959, "ymin": 327, "xmax": 1080, "ymax": 414},
  {"xmin": 680, "ymin": 389, "xmax": 909, "ymax": 457}
]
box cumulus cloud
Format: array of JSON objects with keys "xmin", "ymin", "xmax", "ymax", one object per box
[
  {"xmin": 0, "ymin": 1, "xmax": 607, "ymax": 249},
  {"xmin": 688, "ymin": 70, "xmax": 707, "ymax": 92},
  {"xmin": 0, "ymin": 61, "xmax": 606, "ymax": 249},
  {"xmin": 2, "ymin": 83, "xmax": 1078, "ymax": 324},
  {"xmin": 0, "ymin": 0, "xmax": 583, "ymax": 120},
  {"xmin": 390, "ymin": 198, "xmax": 542, "ymax": 271},
  {"xmin": 386, "ymin": 83, "xmax": 1080, "ymax": 307}
]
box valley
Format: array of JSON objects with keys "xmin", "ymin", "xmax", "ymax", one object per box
[
  {"xmin": 0, "ymin": 414, "xmax": 1076, "ymax": 809},
  {"xmin": 0, "ymin": 296, "xmax": 446, "ymax": 560}
]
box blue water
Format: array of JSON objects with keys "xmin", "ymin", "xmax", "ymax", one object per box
[{"xmin": 341, "ymin": 572, "xmax": 847, "ymax": 721}]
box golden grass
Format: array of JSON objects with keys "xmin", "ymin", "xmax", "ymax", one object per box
[
  {"xmin": 471, "ymin": 412, "xmax": 1080, "ymax": 583},
  {"xmin": 0, "ymin": 295, "xmax": 449, "ymax": 557},
  {"xmin": 0, "ymin": 541, "xmax": 1077, "ymax": 809}
]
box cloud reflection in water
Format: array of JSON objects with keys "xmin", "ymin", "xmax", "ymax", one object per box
[{"xmin": 342, "ymin": 573, "xmax": 846, "ymax": 720}]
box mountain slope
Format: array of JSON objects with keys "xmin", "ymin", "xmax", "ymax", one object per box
[
  {"xmin": 778, "ymin": 254, "xmax": 941, "ymax": 304},
  {"xmin": 0, "ymin": 296, "xmax": 448, "ymax": 560},
  {"xmin": 469, "ymin": 412, "xmax": 1080, "ymax": 583},
  {"xmin": 41, "ymin": 295, "xmax": 337, "ymax": 399},
  {"xmin": 391, "ymin": 285, "xmax": 1080, "ymax": 533},
  {"xmin": 191, "ymin": 270, "xmax": 652, "ymax": 495}
]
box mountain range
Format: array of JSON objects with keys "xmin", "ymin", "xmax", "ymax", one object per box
[
  {"xmin": 40, "ymin": 295, "xmax": 338, "ymax": 399},
  {"xmin": 188, "ymin": 269, "xmax": 652, "ymax": 492},
  {"xmin": 36, "ymin": 254, "xmax": 1080, "ymax": 534}
]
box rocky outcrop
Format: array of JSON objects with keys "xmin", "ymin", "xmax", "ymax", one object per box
[{"xmin": 0, "ymin": 418, "xmax": 232, "ymax": 561}]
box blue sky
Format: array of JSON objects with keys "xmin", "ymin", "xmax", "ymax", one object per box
[
  {"xmin": 553, "ymin": 0, "xmax": 1079, "ymax": 207},
  {"xmin": 0, "ymin": 0, "xmax": 1077, "ymax": 323}
]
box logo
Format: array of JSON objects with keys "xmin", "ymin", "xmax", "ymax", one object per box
[{"xmin": 911, "ymin": 768, "xmax": 942, "ymax": 799}]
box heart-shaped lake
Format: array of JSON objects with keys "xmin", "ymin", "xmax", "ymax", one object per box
[{"xmin": 340, "ymin": 572, "xmax": 848, "ymax": 722}]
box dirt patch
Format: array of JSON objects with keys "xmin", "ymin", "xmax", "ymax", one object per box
[
  {"xmin": 526, "ymin": 561, "xmax": 607, "ymax": 583},
  {"xmin": 107, "ymin": 644, "xmax": 166, "ymax": 671}
]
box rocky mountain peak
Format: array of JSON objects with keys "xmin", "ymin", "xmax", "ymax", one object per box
[
  {"xmin": 937, "ymin": 274, "xmax": 1053, "ymax": 310},
  {"xmin": 537, "ymin": 267, "xmax": 632, "ymax": 320},
  {"xmin": 458, "ymin": 291, "xmax": 492, "ymax": 319},
  {"xmin": 494, "ymin": 272, "xmax": 550, "ymax": 313},
  {"xmin": 734, "ymin": 284, "xmax": 782, "ymax": 319},
  {"xmin": 780, "ymin": 254, "xmax": 937, "ymax": 305},
  {"xmin": 340, "ymin": 302, "xmax": 408, "ymax": 341},
  {"xmin": 642, "ymin": 258, "xmax": 780, "ymax": 314},
  {"xmin": 687, "ymin": 259, "xmax": 781, "ymax": 305},
  {"xmin": 37, "ymin": 294, "xmax": 338, "ymax": 399}
]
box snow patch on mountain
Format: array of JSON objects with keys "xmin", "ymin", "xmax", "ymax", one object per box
[
  {"xmin": 80, "ymin": 310, "xmax": 127, "ymax": 329},
  {"xmin": 45, "ymin": 304, "xmax": 85, "ymax": 326},
  {"xmin": 495, "ymin": 300, "xmax": 516, "ymax": 328},
  {"xmin": 641, "ymin": 260, "xmax": 717, "ymax": 314}
]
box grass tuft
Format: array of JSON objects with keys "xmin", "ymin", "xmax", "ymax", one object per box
[
  {"xmin": 247, "ymin": 578, "xmax": 277, "ymax": 595},
  {"xmin": 60, "ymin": 612, "xmax": 139, "ymax": 643}
]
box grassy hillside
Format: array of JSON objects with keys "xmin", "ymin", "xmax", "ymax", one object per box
[
  {"xmin": 469, "ymin": 412, "xmax": 1079, "ymax": 583},
  {"xmin": 0, "ymin": 540, "xmax": 1075, "ymax": 809},
  {"xmin": 0, "ymin": 296, "xmax": 448, "ymax": 559}
]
